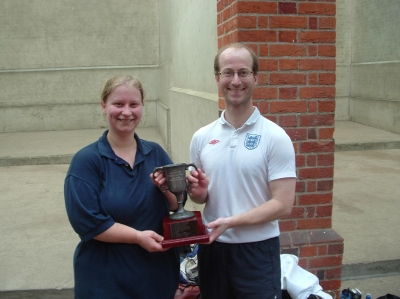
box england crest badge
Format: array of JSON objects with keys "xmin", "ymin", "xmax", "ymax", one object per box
[{"xmin": 244, "ymin": 133, "xmax": 261, "ymax": 150}]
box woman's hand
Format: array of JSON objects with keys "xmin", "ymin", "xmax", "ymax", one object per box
[
  {"xmin": 149, "ymin": 172, "xmax": 178, "ymax": 210},
  {"xmin": 150, "ymin": 171, "xmax": 168, "ymax": 192},
  {"xmin": 135, "ymin": 230, "xmax": 168, "ymax": 252}
]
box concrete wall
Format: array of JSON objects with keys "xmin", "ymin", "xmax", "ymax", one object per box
[
  {"xmin": 158, "ymin": 2, "xmax": 218, "ymax": 162},
  {"xmin": 336, "ymin": 0, "xmax": 400, "ymax": 134},
  {"xmin": 158, "ymin": 1, "xmax": 218, "ymax": 211},
  {"xmin": 0, "ymin": 0, "xmax": 159, "ymax": 132},
  {"xmin": 335, "ymin": 0, "xmax": 352, "ymax": 121},
  {"xmin": 350, "ymin": 0, "xmax": 400, "ymax": 134}
]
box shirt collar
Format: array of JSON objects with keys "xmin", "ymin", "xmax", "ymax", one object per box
[
  {"xmin": 219, "ymin": 107, "xmax": 260, "ymax": 127},
  {"xmin": 98, "ymin": 130, "xmax": 152, "ymax": 160}
]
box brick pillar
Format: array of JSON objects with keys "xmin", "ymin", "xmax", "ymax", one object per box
[{"xmin": 216, "ymin": 1, "xmax": 343, "ymax": 297}]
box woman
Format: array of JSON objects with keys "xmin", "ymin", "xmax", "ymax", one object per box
[{"xmin": 64, "ymin": 75, "xmax": 179, "ymax": 298}]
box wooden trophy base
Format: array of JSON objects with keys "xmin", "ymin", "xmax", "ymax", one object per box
[{"xmin": 161, "ymin": 211, "xmax": 209, "ymax": 248}]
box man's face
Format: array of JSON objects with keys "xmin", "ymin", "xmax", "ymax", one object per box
[{"xmin": 215, "ymin": 47, "xmax": 258, "ymax": 108}]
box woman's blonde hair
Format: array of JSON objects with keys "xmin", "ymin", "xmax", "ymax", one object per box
[{"xmin": 101, "ymin": 75, "xmax": 145, "ymax": 104}]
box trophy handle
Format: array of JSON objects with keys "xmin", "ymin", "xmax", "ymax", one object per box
[{"xmin": 185, "ymin": 163, "xmax": 198, "ymax": 172}]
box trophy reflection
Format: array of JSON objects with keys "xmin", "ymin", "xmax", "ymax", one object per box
[{"xmin": 153, "ymin": 163, "xmax": 209, "ymax": 248}]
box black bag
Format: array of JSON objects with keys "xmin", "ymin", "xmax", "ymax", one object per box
[{"xmin": 377, "ymin": 295, "xmax": 400, "ymax": 299}]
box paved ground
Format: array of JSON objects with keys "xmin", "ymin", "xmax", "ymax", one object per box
[{"xmin": 0, "ymin": 122, "xmax": 400, "ymax": 299}]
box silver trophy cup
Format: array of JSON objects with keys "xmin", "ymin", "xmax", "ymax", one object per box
[{"xmin": 153, "ymin": 163, "xmax": 197, "ymax": 220}]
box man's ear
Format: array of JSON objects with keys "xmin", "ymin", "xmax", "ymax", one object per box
[
  {"xmin": 215, "ymin": 74, "xmax": 220, "ymax": 86},
  {"xmin": 253, "ymin": 73, "xmax": 259, "ymax": 86}
]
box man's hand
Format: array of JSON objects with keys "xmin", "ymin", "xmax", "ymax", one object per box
[
  {"xmin": 206, "ymin": 217, "xmax": 232, "ymax": 243},
  {"xmin": 186, "ymin": 168, "xmax": 209, "ymax": 204}
]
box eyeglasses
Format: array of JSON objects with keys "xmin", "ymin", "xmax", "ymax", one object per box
[{"xmin": 218, "ymin": 69, "xmax": 253, "ymax": 78}]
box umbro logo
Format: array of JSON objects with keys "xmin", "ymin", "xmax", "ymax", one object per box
[{"xmin": 209, "ymin": 139, "xmax": 220, "ymax": 145}]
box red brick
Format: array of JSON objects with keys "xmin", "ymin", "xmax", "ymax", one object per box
[
  {"xmin": 280, "ymin": 114, "xmax": 298, "ymax": 127},
  {"xmin": 238, "ymin": 30, "xmax": 277, "ymax": 42},
  {"xmin": 257, "ymin": 73, "xmax": 269, "ymax": 85},
  {"xmin": 298, "ymin": 217, "xmax": 331, "ymax": 229},
  {"xmin": 307, "ymin": 180, "xmax": 317, "ymax": 192},
  {"xmin": 291, "ymin": 206, "xmax": 306, "ymax": 218},
  {"xmin": 259, "ymin": 101, "xmax": 269, "ymax": 114},
  {"xmin": 319, "ymin": 100, "xmax": 336, "ymax": 112},
  {"xmin": 317, "ymin": 180, "xmax": 334, "ymax": 192},
  {"xmin": 280, "ymin": 87, "xmax": 298, "ymax": 99},
  {"xmin": 286, "ymin": 128, "xmax": 308, "ymax": 141},
  {"xmin": 270, "ymin": 44, "xmax": 308, "ymax": 56},
  {"xmin": 300, "ymin": 87, "xmax": 336, "ymax": 99},
  {"xmin": 318, "ymin": 45, "xmax": 336, "ymax": 57},
  {"xmin": 306, "ymin": 206, "xmax": 316, "ymax": 218},
  {"xmin": 309, "ymin": 255, "xmax": 342, "ymax": 268},
  {"xmin": 270, "ymin": 16, "xmax": 308, "ymax": 29},
  {"xmin": 300, "ymin": 114, "xmax": 334, "ymax": 126},
  {"xmin": 320, "ymin": 17, "xmax": 336, "ymax": 29},
  {"xmin": 279, "ymin": 219, "xmax": 296, "ymax": 231},
  {"xmin": 259, "ymin": 58, "xmax": 279, "ymax": 71},
  {"xmin": 259, "ymin": 44, "xmax": 269, "ymax": 56},
  {"xmin": 279, "ymin": 2, "xmax": 297, "ymax": 14},
  {"xmin": 253, "ymin": 87, "xmax": 277, "ymax": 99},
  {"xmin": 309, "ymin": 17, "xmax": 318, "ymax": 29},
  {"xmin": 300, "ymin": 31, "xmax": 336, "ymax": 43},
  {"xmin": 319, "ymin": 127, "xmax": 335, "ymax": 139},
  {"xmin": 295, "ymin": 184, "xmax": 304, "ymax": 196},
  {"xmin": 308, "ymin": 45, "xmax": 318, "ymax": 56},
  {"xmin": 237, "ymin": 2, "xmax": 277, "ymax": 14},
  {"xmin": 307, "ymin": 154, "xmax": 317, "ymax": 166},
  {"xmin": 270, "ymin": 73, "xmax": 307, "ymax": 85},
  {"xmin": 217, "ymin": 0, "xmax": 224, "ymax": 13},
  {"xmin": 258, "ymin": 16, "xmax": 268, "ymax": 28},
  {"xmin": 299, "ymin": 192, "xmax": 333, "ymax": 205},
  {"xmin": 300, "ymin": 141, "xmax": 335, "ymax": 153},
  {"xmin": 296, "ymin": 155, "xmax": 306, "ymax": 168},
  {"xmin": 325, "ymin": 267, "xmax": 343, "ymax": 280},
  {"xmin": 298, "ymin": 166, "xmax": 334, "ymax": 179},
  {"xmin": 319, "ymin": 73, "xmax": 336, "ymax": 85},
  {"xmin": 318, "ymin": 244, "xmax": 328, "ymax": 256},
  {"xmin": 299, "ymin": 3, "xmax": 336, "ymax": 16},
  {"xmin": 219, "ymin": 98, "xmax": 225, "ymax": 110},
  {"xmin": 280, "ymin": 59, "xmax": 299, "ymax": 71},
  {"xmin": 300, "ymin": 245, "xmax": 318, "ymax": 257},
  {"xmin": 222, "ymin": 7, "xmax": 232, "ymax": 22},
  {"xmin": 309, "ymin": 100, "xmax": 318, "ymax": 113},
  {"xmin": 316, "ymin": 205, "xmax": 333, "ymax": 217},
  {"xmin": 328, "ymin": 243, "xmax": 344, "ymax": 255},
  {"xmin": 236, "ymin": 16, "xmax": 257, "ymax": 28},
  {"xmin": 309, "ymin": 73, "xmax": 318, "ymax": 85},
  {"xmin": 279, "ymin": 31, "xmax": 297, "ymax": 43},
  {"xmin": 300, "ymin": 59, "xmax": 336, "ymax": 71}
]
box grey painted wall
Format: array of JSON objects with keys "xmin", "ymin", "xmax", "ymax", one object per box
[
  {"xmin": 0, "ymin": 0, "xmax": 160, "ymax": 132},
  {"xmin": 158, "ymin": 1, "xmax": 218, "ymax": 164},
  {"xmin": 336, "ymin": 0, "xmax": 400, "ymax": 134}
]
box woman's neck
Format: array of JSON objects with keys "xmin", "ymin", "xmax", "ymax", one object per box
[{"xmin": 107, "ymin": 131, "xmax": 136, "ymax": 150}]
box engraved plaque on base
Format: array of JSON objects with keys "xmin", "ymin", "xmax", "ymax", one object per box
[{"xmin": 162, "ymin": 211, "xmax": 209, "ymax": 248}]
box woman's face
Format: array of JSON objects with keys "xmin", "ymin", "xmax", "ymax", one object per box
[{"xmin": 101, "ymin": 84, "xmax": 143, "ymax": 135}]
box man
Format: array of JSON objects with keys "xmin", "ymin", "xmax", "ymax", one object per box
[{"xmin": 187, "ymin": 43, "xmax": 297, "ymax": 299}]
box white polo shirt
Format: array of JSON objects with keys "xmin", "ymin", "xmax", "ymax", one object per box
[{"xmin": 190, "ymin": 107, "xmax": 296, "ymax": 243}]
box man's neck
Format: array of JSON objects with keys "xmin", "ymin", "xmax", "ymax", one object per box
[{"xmin": 224, "ymin": 105, "xmax": 255, "ymax": 129}]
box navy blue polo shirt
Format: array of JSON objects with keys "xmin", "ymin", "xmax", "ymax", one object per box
[{"xmin": 64, "ymin": 130, "xmax": 179, "ymax": 299}]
